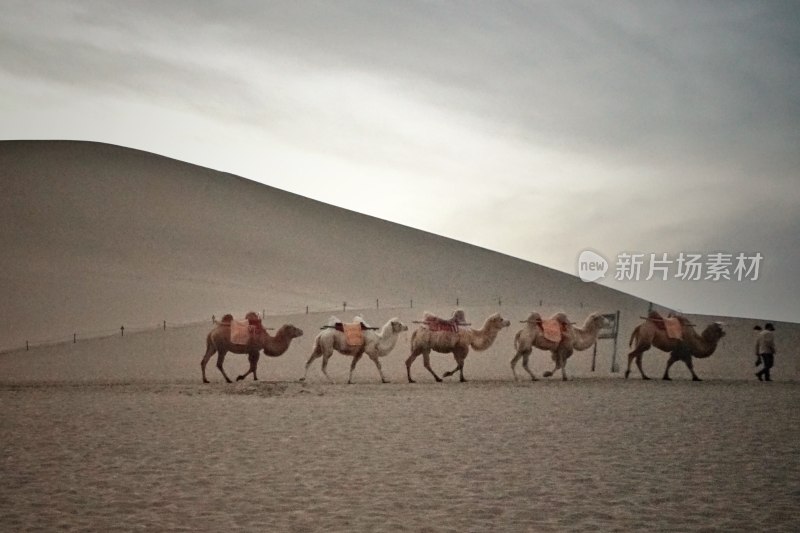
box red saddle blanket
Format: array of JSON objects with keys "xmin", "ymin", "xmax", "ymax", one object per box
[
  {"xmin": 229, "ymin": 315, "xmax": 265, "ymax": 345},
  {"xmin": 423, "ymin": 317, "xmax": 460, "ymax": 333},
  {"xmin": 541, "ymin": 319, "xmax": 563, "ymax": 343}
]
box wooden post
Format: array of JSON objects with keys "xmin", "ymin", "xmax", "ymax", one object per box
[
  {"xmin": 120, "ymin": 326, "xmax": 124, "ymax": 337},
  {"xmin": 456, "ymin": 297, "xmax": 459, "ymax": 306},
  {"xmin": 305, "ymin": 306, "xmax": 309, "ymax": 314},
  {"xmin": 73, "ymin": 333, "xmax": 77, "ymax": 344},
  {"xmin": 591, "ymin": 343, "xmax": 597, "ymax": 372},
  {"xmin": 163, "ymin": 321, "xmax": 166, "ymax": 331},
  {"xmin": 343, "ymin": 302, "xmax": 347, "ymax": 312},
  {"xmin": 410, "ymin": 299, "xmax": 413, "ymax": 309},
  {"xmin": 376, "ymin": 299, "xmax": 379, "ymax": 309},
  {"xmin": 611, "ymin": 310, "xmax": 621, "ymax": 373},
  {"xmin": 26, "ymin": 340, "xmax": 29, "ymax": 351}
]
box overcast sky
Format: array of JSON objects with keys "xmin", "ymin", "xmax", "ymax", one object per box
[{"xmin": 2, "ymin": 1, "xmax": 799, "ymax": 322}]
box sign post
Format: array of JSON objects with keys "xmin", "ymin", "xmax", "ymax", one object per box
[{"xmin": 594, "ymin": 310, "xmax": 621, "ymax": 373}]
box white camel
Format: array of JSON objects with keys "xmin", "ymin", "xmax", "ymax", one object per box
[{"xmin": 300, "ymin": 316, "xmax": 408, "ymax": 383}]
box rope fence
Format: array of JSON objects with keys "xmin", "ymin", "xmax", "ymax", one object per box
[{"xmin": 1, "ymin": 296, "xmax": 603, "ymax": 354}]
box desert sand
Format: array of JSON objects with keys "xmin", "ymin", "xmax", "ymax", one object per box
[
  {"xmin": 1, "ymin": 305, "xmax": 798, "ymax": 532},
  {"xmin": 2, "ymin": 141, "xmax": 798, "ymax": 530}
]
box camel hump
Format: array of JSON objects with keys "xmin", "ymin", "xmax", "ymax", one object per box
[
  {"xmin": 647, "ymin": 310, "xmax": 664, "ymax": 322},
  {"xmin": 326, "ymin": 316, "xmax": 341, "ymax": 328},
  {"xmin": 421, "ymin": 310, "xmax": 463, "ymax": 333},
  {"xmin": 352, "ymin": 315, "xmax": 371, "ymax": 328},
  {"xmin": 220, "ymin": 314, "xmax": 233, "ymax": 325}
]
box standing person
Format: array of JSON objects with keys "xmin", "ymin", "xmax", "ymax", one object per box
[
  {"xmin": 753, "ymin": 325, "xmax": 763, "ymax": 367},
  {"xmin": 755, "ymin": 323, "xmax": 777, "ymax": 381}
]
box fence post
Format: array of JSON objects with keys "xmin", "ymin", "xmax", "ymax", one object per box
[
  {"xmin": 163, "ymin": 321, "xmax": 166, "ymax": 331},
  {"xmin": 376, "ymin": 299, "xmax": 379, "ymax": 309},
  {"xmin": 306, "ymin": 306, "xmax": 309, "ymax": 314},
  {"xmin": 73, "ymin": 333, "xmax": 76, "ymax": 344},
  {"xmin": 456, "ymin": 297, "xmax": 459, "ymax": 306},
  {"xmin": 343, "ymin": 302, "xmax": 347, "ymax": 312},
  {"xmin": 410, "ymin": 299, "xmax": 413, "ymax": 309},
  {"xmin": 26, "ymin": 340, "xmax": 29, "ymax": 351},
  {"xmin": 120, "ymin": 326, "xmax": 124, "ymax": 337}
]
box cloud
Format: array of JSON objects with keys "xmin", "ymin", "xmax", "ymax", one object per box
[{"xmin": 1, "ymin": 0, "xmax": 798, "ymax": 320}]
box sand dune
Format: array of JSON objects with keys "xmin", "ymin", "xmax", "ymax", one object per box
[
  {"xmin": 2, "ymin": 141, "xmax": 798, "ymax": 531},
  {"xmin": 3, "ymin": 140, "xmax": 646, "ymax": 351}
]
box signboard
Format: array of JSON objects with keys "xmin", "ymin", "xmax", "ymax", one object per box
[{"xmin": 592, "ymin": 310, "xmax": 621, "ymax": 372}]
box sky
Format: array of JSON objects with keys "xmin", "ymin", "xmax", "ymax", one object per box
[{"xmin": 1, "ymin": 0, "xmax": 799, "ymax": 323}]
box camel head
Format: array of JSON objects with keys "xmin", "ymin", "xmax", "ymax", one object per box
[
  {"xmin": 486, "ymin": 313, "xmax": 511, "ymax": 331},
  {"xmin": 389, "ymin": 318, "xmax": 409, "ymax": 334},
  {"xmin": 702, "ymin": 322, "xmax": 726, "ymax": 342},
  {"xmin": 278, "ymin": 324, "xmax": 304, "ymax": 340},
  {"xmin": 584, "ymin": 312, "xmax": 609, "ymax": 329}
]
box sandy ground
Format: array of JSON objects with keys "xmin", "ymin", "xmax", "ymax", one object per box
[{"xmin": 2, "ymin": 306, "xmax": 798, "ymax": 532}]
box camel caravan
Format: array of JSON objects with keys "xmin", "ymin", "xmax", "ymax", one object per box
[{"xmin": 199, "ymin": 307, "xmax": 728, "ymax": 384}]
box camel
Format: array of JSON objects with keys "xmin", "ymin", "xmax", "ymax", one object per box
[
  {"xmin": 300, "ymin": 316, "xmax": 409, "ymax": 384},
  {"xmin": 510, "ymin": 312, "xmax": 571, "ymax": 381},
  {"xmin": 511, "ymin": 312, "xmax": 607, "ymax": 381},
  {"xmin": 625, "ymin": 313, "xmax": 726, "ymax": 381},
  {"xmin": 541, "ymin": 312, "xmax": 609, "ymax": 381},
  {"xmin": 406, "ymin": 311, "xmax": 511, "ymax": 383},
  {"xmin": 200, "ymin": 314, "xmax": 304, "ymax": 383}
]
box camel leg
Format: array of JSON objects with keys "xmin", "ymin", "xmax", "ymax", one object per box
[
  {"xmin": 444, "ymin": 349, "xmax": 468, "ymax": 382},
  {"xmin": 543, "ymin": 352, "xmax": 561, "ymax": 378},
  {"xmin": 626, "ymin": 345, "xmax": 650, "ymax": 380},
  {"xmin": 405, "ymin": 348, "xmax": 421, "ymax": 383},
  {"xmin": 215, "ymin": 350, "xmax": 234, "ymax": 383},
  {"xmin": 237, "ymin": 351, "xmax": 260, "ymax": 381},
  {"xmin": 663, "ymin": 353, "xmax": 679, "ymax": 380},
  {"xmin": 521, "ymin": 353, "xmax": 538, "ymax": 381},
  {"xmin": 635, "ymin": 353, "xmax": 649, "ymax": 380},
  {"xmin": 369, "ymin": 354, "xmax": 389, "ymax": 383},
  {"xmin": 321, "ymin": 353, "xmax": 335, "ymax": 383},
  {"xmin": 347, "ymin": 353, "xmax": 363, "ymax": 384},
  {"xmin": 422, "ymin": 351, "xmax": 442, "ymax": 382},
  {"xmin": 510, "ymin": 351, "xmax": 522, "ymax": 380},
  {"xmin": 457, "ymin": 355, "xmax": 467, "ymax": 383},
  {"xmin": 684, "ymin": 356, "xmax": 702, "ymax": 381},
  {"xmin": 512, "ymin": 350, "xmax": 536, "ymax": 381},
  {"xmin": 300, "ymin": 346, "xmax": 324, "ymax": 382},
  {"xmin": 201, "ymin": 344, "xmax": 216, "ymax": 383}
]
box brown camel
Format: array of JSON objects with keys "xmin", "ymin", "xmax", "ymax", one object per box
[
  {"xmin": 300, "ymin": 316, "xmax": 409, "ymax": 384},
  {"xmin": 406, "ymin": 311, "xmax": 511, "ymax": 383},
  {"xmin": 200, "ymin": 314, "xmax": 304, "ymax": 383},
  {"xmin": 510, "ymin": 312, "xmax": 571, "ymax": 381},
  {"xmin": 625, "ymin": 314, "xmax": 725, "ymax": 381},
  {"xmin": 542, "ymin": 312, "xmax": 609, "ymax": 380}
]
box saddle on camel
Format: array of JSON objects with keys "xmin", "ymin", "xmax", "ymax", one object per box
[
  {"xmin": 219, "ymin": 311, "xmax": 267, "ymax": 346},
  {"xmin": 641, "ymin": 310, "xmax": 684, "ymax": 340},
  {"xmin": 322, "ymin": 317, "xmax": 378, "ymax": 347},
  {"xmin": 522, "ymin": 314, "xmax": 569, "ymax": 343},
  {"xmin": 416, "ymin": 309, "xmax": 470, "ymax": 333}
]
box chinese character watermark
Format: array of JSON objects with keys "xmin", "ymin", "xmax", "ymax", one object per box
[{"xmin": 577, "ymin": 250, "xmax": 763, "ymax": 282}]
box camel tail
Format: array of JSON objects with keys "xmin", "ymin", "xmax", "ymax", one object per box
[{"xmin": 629, "ymin": 325, "xmax": 640, "ymax": 347}]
